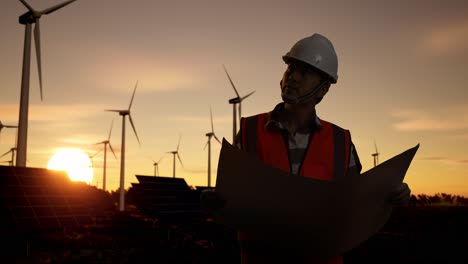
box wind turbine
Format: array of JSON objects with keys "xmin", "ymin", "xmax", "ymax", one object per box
[
  {"xmin": 152, "ymin": 156, "xmax": 164, "ymax": 176},
  {"xmin": 86, "ymin": 149, "xmax": 101, "ymax": 168},
  {"xmin": 372, "ymin": 140, "xmax": 380, "ymax": 167},
  {"xmin": 0, "ymin": 121, "xmax": 18, "ymax": 145},
  {"xmin": 1, "ymin": 147, "xmax": 17, "ymax": 167},
  {"xmin": 94, "ymin": 119, "xmax": 117, "ymax": 191},
  {"xmin": 15, "ymin": 0, "xmax": 77, "ymax": 167},
  {"xmin": 167, "ymin": 135, "xmax": 183, "ymax": 178},
  {"xmin": 105, "ymin": 81, "xmax": 141, "ymax": 211},
  {"xmin": 204, "ymin": 106, "xmax": 221, "ymax": 187},
  {"xmin": 222, "ymin": 65, "xmax": 255, "ymax": 144}
]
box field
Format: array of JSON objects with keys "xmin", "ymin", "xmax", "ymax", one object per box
[{"xmin": 3, "ymin": 205, "xmax": 468, "ymax": 263}]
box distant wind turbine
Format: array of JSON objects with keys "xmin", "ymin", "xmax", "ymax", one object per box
[
  {"xmin": 94, "ymin": 119, "xmax": 117, "ymax": 191},
  {"xmin": 1, "ymin": 147, "xmax": 17, "ymax": 167},
  {"xmin": 0, "ymin": 121, "xmax": 18, "ymax": 145},
  {"xmin": 106, "ymin": 81, "xmax": 141, "ymax": 211},
  {"xmin": 372, "ymin": 140, "xmax": 380, "ymax": 167},
  {"xmin": 87, "ymin": 149, "xmax": 101, "ymax": 168},
  {"xmin": 167, "ymin": 135, "xmax": 183, "ymax": 178},
  {"xmin": 204, "ymin": 106, "xmax": 221, "ymax": 187},
  {"xmin": 152, "ymin": 156, "xmax": 164, "ymax": 176},
  {"xmin": 15, "ymin": 0, "xmax": 77, "ymax": 167},
  {"xmin": 222, "ymin": 65, "xmax": 255, "ymax": 144}
]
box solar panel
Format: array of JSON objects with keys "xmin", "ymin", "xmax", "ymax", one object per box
[
  {"xmin": 128, "ymin": 175, "xmax": 206, "ymax": 221},
  {"xmin": 0, "ymin": 165, "xmax": 112, "ymax": 234}
]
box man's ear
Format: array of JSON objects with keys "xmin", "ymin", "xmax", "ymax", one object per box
[{"xmin": 319, "ymin": 84, "xmax": 330, "ymax": 97}]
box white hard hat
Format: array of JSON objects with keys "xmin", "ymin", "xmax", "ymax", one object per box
[{"xmin": 282, "ymin": 33, "xmax": 338, "ymax": 84}]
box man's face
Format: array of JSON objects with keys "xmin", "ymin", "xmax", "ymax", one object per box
[{"xmin": 281, "ymin": 59, "xmax": 327, "ymax": 104}]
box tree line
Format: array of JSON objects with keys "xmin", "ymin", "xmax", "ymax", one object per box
[{"xmin": 409, "ymin": 193, "xmax": 468, "ymax": 206}]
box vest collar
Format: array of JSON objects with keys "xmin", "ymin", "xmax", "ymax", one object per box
[{"xmin": 264, "ymin": 102, "xmax": 322, "ymax": 133}]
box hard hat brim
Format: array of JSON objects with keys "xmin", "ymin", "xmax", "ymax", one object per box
[{"xmin": 282, "ymin": 55, "xmax": 338, "ymax": 84}]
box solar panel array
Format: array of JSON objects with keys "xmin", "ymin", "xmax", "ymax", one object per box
[
  {"xmin": 128, "ymin": 175, "xmax": 205, "ymax": 221},
  {"xmin": 0, "ymin": 165, "xmax": 110, "ymax": 234}
]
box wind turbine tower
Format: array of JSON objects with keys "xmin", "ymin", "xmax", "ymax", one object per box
[
  {"xmin": 106, "ymin": 82, "xmax": 141, "ymax": 211},
  {"xmin": 372, "ymin": 140, "xmax": 380, "ymax": 167},
  {"xmin": 222, "ymin": 65, "xmax": 255, "ymax": 145},
  {"xmin": 15, "ymin": 0, "xmax": 77, "ymax": 167},
  {"xmin": 95, "ymin": 119, "xmax": 117, "ymax": 191},
  {"xmin": 167, "ymin": 135, "xmax": 183, "ymax": 178},
  {"xmin": 204, "ymin": 106, "xmax": 221, "ymax": 187}
]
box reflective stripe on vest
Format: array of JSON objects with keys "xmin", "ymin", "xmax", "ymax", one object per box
[{"xmin": 240, "ymin": 113, "xmax": 351, "ymax": 180}]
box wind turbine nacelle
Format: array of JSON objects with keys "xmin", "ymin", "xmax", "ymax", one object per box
[
  {"xmin": 19, "ymin": 12, "xmax": 38, "ymax": 24},
  {"xmin": 229, "ymin": 98, "xmax": 241, "ymax": 104}
]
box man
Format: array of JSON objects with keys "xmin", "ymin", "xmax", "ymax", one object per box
[{"xmin": 202, "ymin": 33, "xmax": 411, "ymax": 264}]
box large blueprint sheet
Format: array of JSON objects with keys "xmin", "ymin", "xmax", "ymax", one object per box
[{"xmin": 213, "ymin": 139, "xmax": 419, "ymax": 258}]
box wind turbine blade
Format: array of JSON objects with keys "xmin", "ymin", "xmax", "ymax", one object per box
[
  {"xmin": 41, "ymin": 0, "xmax": 76, "ymax": 15},
  {"xmin": 34, "ymin": 20, "xmax": 43, "ymax": 101},
  {"xmin": 210, "ymin": 105, "xmax": 214, "ymax": 133},
  {"xmin": 104, "ymin": 109, "xmax": 122, "ymax": 113},
  {"xmin": 214, "ymin": 134, "xmax": 222, "ymax": 144},
  {"xmin": 0, "ymin": 150, "xmax": 11, "ymax": 159},
  {"xmin": 108, "ymin": 118, "xmax": 114, "ymax": 140},
  {"xmin": 238, "ymin": 102, "xmax": 242, "ymax": 120},
  {"xmin": 176, "ymin": 135, "xmax": 181, "ymax": 151},
  {"xmin": 128, "ymin": 81, "xmax": 138, "ymax": 111},
  {"xmin": 240, "ymin": 91, "xmax": 255, "ymax": 101},
  {"xmin": 128, "ymin": 115, "xmax": 141, "ymax": 146},
  {"xmin": 177, "ymin": 153, "xmax": 184, "ymax": 168},
  {"xmin": 203, "ymin": 140, "xmax": 208, "ymax": 150},
  {"xmin": 158, "ymin": 155, "xmax": 165, "ymax": 163},
  {"xmin": 91, "ymin": 149, "xmax": 102, "ymax": 158},
  {"xmin": 19, "ymin": 0, "xmax": 34, "ymax": 12},
  {"xmin": 6, "ymin": 125, "xmax": 18, "ymax": 128},
  {"xmin": 108, "ymin": 143, "xmax": 118, "ymax": 160},
  {"xmin": 222, "ymin": 64, "xmax": 240, "ymax": 97}
]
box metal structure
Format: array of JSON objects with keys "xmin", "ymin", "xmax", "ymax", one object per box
[
  {"xmin": 222, "ymin": 65, "xmax": 255, "ymax": 144},
  {"xmin": 204, "ymin": 106, "xmax": 221, "ymax": 187},
  {"xmin": 105, "ymin": 82, "xmax": 141, "ymax": 211},
  {"xmin": 15, "ymin": 0, "xmax": 76, "ymax": 167},
  {"xmin": 167, "ymin": 135, "xmax": 183, "ymax": 178},
  {"xmin": 94, "ymin": 119, "xmax": 117, "ymax": 191}
]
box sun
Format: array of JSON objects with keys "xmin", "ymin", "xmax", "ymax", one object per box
[{"xmin": 47, "ymin": 148, "xmax": 94, "ymax": 184}]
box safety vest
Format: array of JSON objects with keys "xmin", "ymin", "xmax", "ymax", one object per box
[{"xmin": 237, "ymin": 112, "xmax": 352, "ymax": 264}]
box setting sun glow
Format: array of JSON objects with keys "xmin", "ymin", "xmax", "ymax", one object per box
[{"xmin": 47, "ymin": 149, "xmax": 93, "ymax": 184}]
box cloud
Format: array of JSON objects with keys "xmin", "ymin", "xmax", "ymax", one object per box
[
  {"xmin": 87, "ymin": 52, "xmax": 208, "ymax": 93},
  {"xmin": 418, "ymin": 156, "xmax": 468, "ymax": 165},
  {"xmin": 419, "ymin": 19, "xmax": 468, "ymax": 56},
  {"xmin": 391, "ymin": 105, "xmax": 468, "ymax": 132},
  {"xmin": 0, "ymin": 103, "xmax": 108, "ymax": 122},
  {"xmin": 169, "ymin": 114, "xmax": 232, "ymax": 125}
]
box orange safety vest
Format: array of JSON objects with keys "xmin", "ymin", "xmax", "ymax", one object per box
[{"xmin": 238, "ymin": 113, "xmax": 352, "ymax": 264}]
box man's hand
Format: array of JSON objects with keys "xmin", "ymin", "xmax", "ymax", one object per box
[
  {"xmin": 387, "ymin": 182, "xmax": 411, "ymax": 206},
  {"xmin": 200, "ymin": 189, "xmax": 226, "ymax": 212}
]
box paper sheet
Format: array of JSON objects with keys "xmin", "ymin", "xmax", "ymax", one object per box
[{"xmin": 213, "ymin": 138, "xmax": 419, "ymax": 258}]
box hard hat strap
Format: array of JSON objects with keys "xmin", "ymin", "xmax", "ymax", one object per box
[{"xmin": 281, "ymin": 78, "xmax": 330, "ymax": 105}]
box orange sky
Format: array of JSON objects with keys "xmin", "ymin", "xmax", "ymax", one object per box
[{"xmin": 0, "ymin": 0, "xmax": 467, "ymax": 196}]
